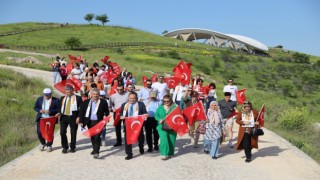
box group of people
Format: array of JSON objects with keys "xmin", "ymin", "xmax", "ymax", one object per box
[{"xmin": 39, "ymin": 60, "xmax": 261, "ymax": 163}]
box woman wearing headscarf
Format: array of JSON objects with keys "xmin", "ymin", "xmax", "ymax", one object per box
[
  {"xmin": 235, "ymin": 101, "xmax": 259, "ymax": 163},
  {"xmin": 203, "ymin": 101, "xmax": 224, "ymax": 159},
  {"xmin": 155, "ymin": 95, "xmax": 177, "ymax": 160}
]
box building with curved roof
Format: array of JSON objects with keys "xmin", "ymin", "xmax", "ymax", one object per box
[{"xmin": 163, "ymin": 28, "xmax": 268, "ymax": 54}]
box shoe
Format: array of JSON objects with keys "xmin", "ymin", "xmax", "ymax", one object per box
[
  {"xmin": 93, "ymin": 153, "xmax": 99, "ymax": 159},
  {"xmin": 204, "ymin": 150, "xmax": 210, "ymax": 154},
  {"xmin": 113, "ymin": 142, "xmax": 122, "ymax": 147},
  {"xmin": 154, "ymin": 145, "xmax": 159, "ymax": 151},
  {"xmin": 125, "ymin": 155, "xmax": 133, "ymax": 160},
  {"xmin": 140, "ymin": 149, "xmax": 144, "ymax": 155},
  {"xmin": 39, "ymin": 145, "xmax": 46, "ymax": 151},
  {"xmin": 147, "ymin": 148, "xmax": 153, "ymax": 152},
  {"xmin": 228, "ymin": 142, "xmax": 234, "ymax": 148},
  {"xmin": 101, "ymin": 140, "xmax": 106, "ymax": 147},
  {"xmin": 161, "ymin": 156, "xmax": 170, "ymax": 160},
  {"xmin": 90, "ymin": 151, "xmax": 95, "ymax": 155},
  {"xmin": 62, "ymin": 149, "xmax": 68, "ymax": 154},
  {"xmin": 46, "ymin": 146, "xmax": 52, "ymax": 152},
  {"xmin": 212, "ymin": 156, "xmax": 218, "ymax": 159},
  {"xmin": 245, "ymin": 158, "xmax": 251, "ymax": 163},
  {"xmin": 69, "ymin": 149, "xmax": 76, "ymax": 153}
]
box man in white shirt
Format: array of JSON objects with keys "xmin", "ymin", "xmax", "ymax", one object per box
[
  {"xmin": 71, "ymin": 63, "xmax": 82, "ymax": 80},
  {"xmin": 97, "ymin": 65, "xmax": 106, "ymax": 76},
  {"xmin": 223, "ymin": 79, "xmax": 238, "ymax": 102},
  {"xmin": 151, "ymin": 75, "xmax": 169, "ymax": 103}
]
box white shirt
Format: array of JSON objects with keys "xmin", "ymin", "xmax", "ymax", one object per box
[
  {"xmin": 223, "ymin": 84, "xmax": 238, "ymax": 101},
  {"xmin": 71, "ymin": 68, "xmax": 82, "ymax": 80},
  {"xmin": 151, "ymin": 82, "xmax": 169, "ymax": 101},
  {"xmin": 172, "ymin": 85, "xmax": 187, "ymax": 102}
]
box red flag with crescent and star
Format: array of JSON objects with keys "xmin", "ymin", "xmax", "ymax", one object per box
[
  {"xmin": 142, "ymin": 76, "xmax": 148, "ymax": 87},
  {"xmin": 227, "ymin": 111, "xmax": 238, "ymax": 119},
  {"xmin": 182, "ymin": 101, "xmax": 207, "ymax": 125},
  {"xmin": 40, "ymin": 116, "xmax": 57, "ymax": 142},
  {"xmin": 173, "ymin": 60, "xmax": 192, "ymax": 85},
  {"xmin": 82, "ymin": 116, "xmax": 111, "ymax": 137},
  {"xmin": 165, "ymin": 106, "xmax": 188, "ymax": 136},
  {"xmin": 257, "ymin": 104, "xmax": 265, "ymax": 127},
  {"xmin": 113, "ymin": 107, "xmax": 122, "ymax": 126},
  {"xmin": 164, "ymin": 76, "xmax": 181, "ymax": 89},
  {"xmin": 107, "ymin": 61, "xmax": 121, "ymax": 75},
  {"xmin": 68, "ymin": 54, "xmax": 82, "ymax": 63},
  {"xmin": 236, "ymin": 89, "xmax": 247, "ymax": 104},
  {"xmin": 70, "ymin": 76, "xmax": 82, "ymax": 90},
  {"xmin": 66, "ymin": 61, "xmax": 73, "ymax": 74},
  {"xmin": 100, "ymin": 56, "xmax": 110, "ymax": 63},
  {"xmin": 151, "ymin": 73, "xmax": 158, "ymax": 83},
  {"xmin": 54, "ymin": 79, "xmax": 81, "ymax": 94},
  {"xmin": 125, "ymin": 114, "xmax": 148, "ymax": 144}
]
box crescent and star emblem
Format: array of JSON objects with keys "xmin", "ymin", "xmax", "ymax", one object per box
[{"xmin": 131, "ymin": 120, "xmax": 141, "ymax": 130}]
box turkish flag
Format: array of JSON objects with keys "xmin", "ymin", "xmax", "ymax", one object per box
[
  {"xmin": 236, "ymin": 89, "xmax": 247, "ymax": 104},
  {"xmin": 70, "ymin": 76, "xmax": 82, "ymax": 90},
  {"xmin": 40, "ymin": 116, "xmax": 57, "ymax": 142},
  {"xmin": 164, "ymin": 76, "xmax": 181, "ymax": 89},
  {"xmin": 68, "ymin": 54, "xmax": 81, "ymax": 63},
  {"xmin": 82, "ymin": 116, "xmax": 111, "ymax": 137},
  {"xmin": 173, "ymin": 60, "xmax": 192, "ymax": 85},
  {"xmin": 125, "ymin": 114, "xmax": 148, "ymax": 144},
  {"xmin": 66, "ymin": 62, "xmax": 73, "ymax": 74},
  {"xmin": 100, "ymin": 56, "xmax": 110, "ymax": 63},
  {"xmin": 100, "ymin": 70, "xmax": 118, "ymax": 84},
  {"xmin": 107, "ymin": 61, "xmax": 121, "ymax": 75},
  {"xmin": 113, "ymin": 107, "xmax": 122, "ymax": 126},
  {"xmin": 227, "ymin": 111, "xmax": 238, "ymax": 119},
  {"xmin": 182, "ymin": 101, "xmax": 207, "ymax": 125},
  {"xmin": 165, "ymin": 107, "xmax": 189, "ymax": 136},
  {"xmin": 142, "ymin": 76, "xmax": 148, "ymax": 87},
  {"xmin": 54, "ymin": 79, "xmax": 81, "ymax": 94},
  {"xmin": 202, "ymin": 85, "xmax": 211, "ymax": 95},
  {"xmin": 151, "ymin": 73, "xmax": 158, "ymax": 83},
  {"xmin": 257, "ymin": 105, "xmax": 265, "ymax": 127}
]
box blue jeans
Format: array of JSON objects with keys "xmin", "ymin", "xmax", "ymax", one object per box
[
  {"xmin": 101, "ymin": 126, "xmax": 106, "ymax": 141},
  {"xmin": 206, "ymin": 96, "xmax": 215, "ymax": 113},
  {"xmin": 203, "ymin": 138, "xmax": 219, "ymax": 157}
]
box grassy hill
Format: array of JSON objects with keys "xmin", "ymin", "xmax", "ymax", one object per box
[{"xmin": 0, "ymin": 22, "xmax": 320, "ymax": 163}]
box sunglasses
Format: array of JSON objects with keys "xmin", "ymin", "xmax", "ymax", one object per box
[
  {"xmin": 163, "ymin": 100, "xmax": 170, "ymax": 103},
  {"xmin": 146, "ymin": 84, "xmax": 152, "ymax": 85},
  {"xmin": 188, "ymin": 90, "xmax": 192, "ymax": 91},
  {"xmin": 116, "ymin": 89, "xmax": 123, "ymax": 91}
]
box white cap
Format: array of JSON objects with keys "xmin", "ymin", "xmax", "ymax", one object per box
[
  {"xmin": 100, "ymin": 90, "xmax": 106, "ymax": 96},
  {"xmin": 43, "ymin": 88, "xmax": 52, "ymax": 94}
]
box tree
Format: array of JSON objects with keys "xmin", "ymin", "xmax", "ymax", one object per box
[
  {"xmin": 162, "ymin": 30, "xmax": 168, "ymax": 35},
  {"xmin": 95, "ymin": 14, "xmax": 110, "ymax": 26},
  {"xmin": 65, "ymin": 37, "xmax": 82, "ymax": 49},
  {"xmin": 84, "ymin": 13, "xmax": 95, "ymax": 24}
]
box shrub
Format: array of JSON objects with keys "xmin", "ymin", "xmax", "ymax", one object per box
[
  {"xmin": 64, "ymin": 37, "xmax": 82, "ymax": 49},
  {"xmin": 158, "ymin": 51, "xmax": 166, "ymax": 57},
  {"xmin": 278, "ymin": 107, "xmax": 310, "ymax": 130},
  {"xmin": 167, "ymin": 50, "xmax": 180, "ymax": 59}
]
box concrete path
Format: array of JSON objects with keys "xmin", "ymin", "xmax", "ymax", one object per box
[{"xmin": 0, "ymin": 65, "xmax": 319, "ymax": 180}]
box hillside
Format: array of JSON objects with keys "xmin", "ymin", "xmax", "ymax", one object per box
[{"xmin": 0, "ymin": 22, "xmax": 320, "ymax": 163}]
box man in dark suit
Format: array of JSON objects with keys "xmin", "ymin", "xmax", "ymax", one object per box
[
  {"xmin": 59, "ymin": 85, "xmax": 83, "ymax": 154},
  {"xmin": 34, "ymin": 88, "xmax": 60, "ymax": 152},
  {"xmin": 120, "ymin": 92, "xmax": 148, "ymax": 160},
  {"xmin": 78, "ymin": 88, "xmax": 109, "ymax": 159}
]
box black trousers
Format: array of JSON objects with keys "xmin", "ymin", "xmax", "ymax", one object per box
[
  {"xmin": 243, "ymin": 132, "xmax": 252, "ymax": 159},
  {"xmin": 60, "ymin": 115, "xmax": 78, "ymax": 150},
  {"xmin": 37, "ymin": 121, "xmax": 54, "ymax": 146},
  {"xmin": 114, "ymin": 113, "xmax": 124, "ymax": 144},
  {"xmin": 88, "ymin": 120, "xmax": 101, "ymax": 154},
  {"xmin": 124, "ymin": 123, "xmax": 144, "ymax": 156},
  {"xmin": 144, "ymin": 117, "xmax": 159, "ymax": 149}
]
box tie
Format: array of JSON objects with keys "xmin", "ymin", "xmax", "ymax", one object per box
[
  {"xmin": 129, "ymin": 104, "xmax": 133, "ymax": 116},
  {"xmin": 65, "ymin": 97, "xmax": 71, "ymax": 115}
]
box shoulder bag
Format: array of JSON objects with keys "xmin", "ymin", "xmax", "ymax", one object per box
[{"xmin": 252, "ymin": 127, "xmax": 264, "ymax": 136}]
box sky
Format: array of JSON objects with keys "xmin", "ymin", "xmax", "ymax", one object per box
[{"xmin": 1, "ymin": 0, "xmax": 319, "ymax": 56}]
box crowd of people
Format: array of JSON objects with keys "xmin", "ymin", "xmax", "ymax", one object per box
[{"xmin": 34, "ymin": 58, "xmax": 261, "ymax": 163}]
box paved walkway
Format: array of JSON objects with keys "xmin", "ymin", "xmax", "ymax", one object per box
[{"xmin": 0, "ymin": 65, "xmax": 319, "ymax": 179}]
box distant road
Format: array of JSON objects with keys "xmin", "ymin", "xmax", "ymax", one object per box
[{"xmin": 0, "ymin": 63, "xmax": 320, "ymax": 179}]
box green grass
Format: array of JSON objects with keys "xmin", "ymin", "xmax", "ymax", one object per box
[
  {"xmin": 0, "ymin": 68, "xmax": 52, "ymax": 167},
  {"xmin": 0, "ymin": 22, "xmax": 320, "ymax": 164}
]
